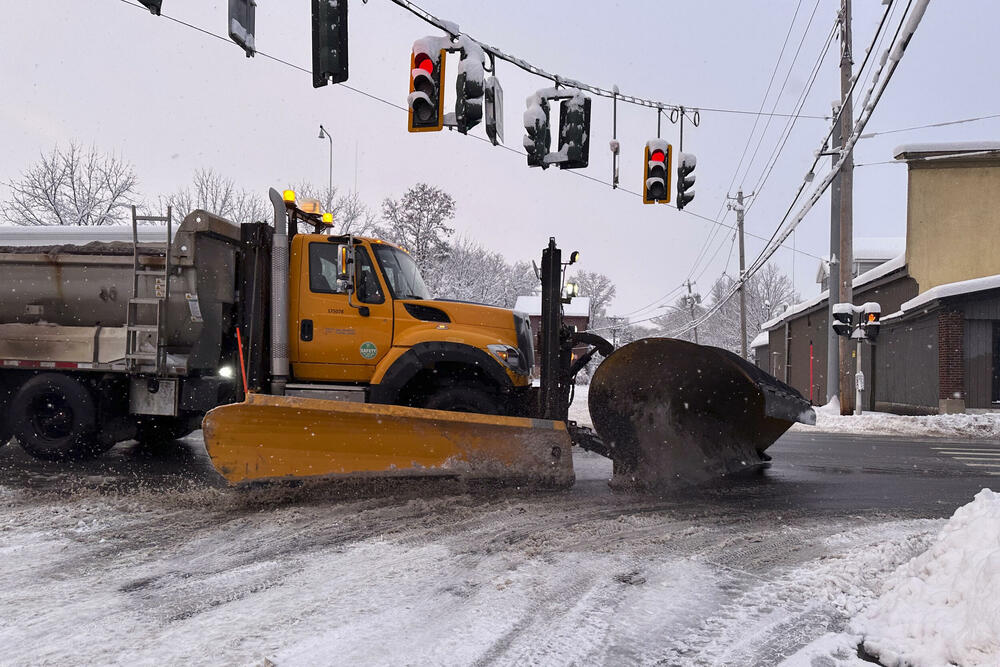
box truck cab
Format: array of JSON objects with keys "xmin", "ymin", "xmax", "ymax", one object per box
[{"xmin": 285, "ymin": 232, "xmax": 535, "ymax": 415}]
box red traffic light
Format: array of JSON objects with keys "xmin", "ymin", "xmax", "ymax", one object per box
[
  {"xmin": 650, "ymin": 149, "xmax": 665, "ymax": 163},
  {"xmin": 414, "ymin": 54, "xmax": 434, "ymax": 74}
]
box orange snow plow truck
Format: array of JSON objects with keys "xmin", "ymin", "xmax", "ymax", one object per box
[{"xmin": 0, "ymin": 188, "xmax": 814, "ymax": 487}]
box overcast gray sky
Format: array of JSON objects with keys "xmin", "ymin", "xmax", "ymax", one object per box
[{"xmin": 2, "ymin": 0, "xmax": 997, "ymax": 318}]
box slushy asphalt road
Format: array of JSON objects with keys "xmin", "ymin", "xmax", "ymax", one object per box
[{"xmin": 1, "ymin": 429, "xmax": 996, "ymax": 665}]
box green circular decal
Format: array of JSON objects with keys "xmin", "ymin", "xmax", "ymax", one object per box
[{"xmin": 359, "ymin": 341, "xmax": 378, "ymax": 360}]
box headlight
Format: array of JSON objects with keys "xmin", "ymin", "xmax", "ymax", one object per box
[
  {"xmin": 218, "ymin": 365, "xmax": 235, "ymax": 379},
  {"xmin": 488, "ymin": 344, "xmax": 529, "ymax": 375}
]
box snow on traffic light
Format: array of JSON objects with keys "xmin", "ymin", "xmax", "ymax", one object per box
[
  {"xmin": 408, "ymin": 38, "xmax": 448, "ymax": 132},
  {"xmin": 523, "ymin": 92, "xmax": 552, "ymax": 168},
  {"xmin": 311, "ymin": 0, "xmax": 349, "ymax": 87},
  {"xmin": 557, "ymin": 93, "xmax": 591, "ymax": 170},
  {"xmin": 228, "ymin": 0, "xmax": 256, "ymax": 58},
  {"xmin": 455, "ymin": 38, "xmax": 485, "ymax": 134},
  {"xmin": 832, "ymin": 303, "xmax": 854, "ymax": 337},
  {"xmin": 677, "ymin": 152, "xmax": 697, "ymax": 210},
  {"xmin": 643, "ymin": 139, "xmax": 672, "ymax": 204}
]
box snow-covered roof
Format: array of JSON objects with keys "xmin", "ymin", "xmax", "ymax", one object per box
[
  {"xmin": 0, "ymin": 224, "xmax": 169, "ymax": 246},
  {"xmin": 899, "ymin": 274, "xmax": 1000, "ymax": 313},
  {"xmin": 750, "ymin": 331, "xmax": 769, "ymax": 349},
  {"xmin": 894, "ymin": 141, "xmax": 1000, "ymax": 160},
  {"xmin": 854, "ymin": 237, "xmax": 905, "ymax": 261},
  {"xmin": 513, "ymin": 295, "xmax": 591, "ymax": 318},
  {"xmin": 762, "ymin": 253, "xmax": 907, "ymax": 331}
]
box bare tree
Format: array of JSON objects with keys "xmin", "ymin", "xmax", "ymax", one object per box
[
  {"xmin": 654, "ymin": 264, "xmax": 797, "ymax": 352},
  {"xmin": 569, "ymin": 270, "xmax": 617, "ymax": 329},
  {"xmin": 162, "ymin": 169, "xmax": 268, "ymax": 224},
  {"xmin": 2, "ymin": 143, "xmax": 139, "ymax": 226},
  {"xmin": 651, "ymin": 294, "xmax": 707, "ymax": 344},
  {"xmin": 295, "ymin": 182, "xmax": 377, "ymax": 236},
  {"xmin": 376, "ymin": 184, "xmax": 455, "ymax": 290}
]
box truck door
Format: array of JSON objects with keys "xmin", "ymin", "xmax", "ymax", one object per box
[{"xmin": 293, "ymin": 240, "xmax": 393, "ymax": 382}]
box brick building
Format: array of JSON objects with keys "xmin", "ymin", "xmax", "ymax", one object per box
[{"xmin": 754, "ymin": 142, "xmax": 1000, "ymax": 414}]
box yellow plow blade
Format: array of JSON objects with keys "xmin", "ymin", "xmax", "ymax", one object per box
[{"xmin": 202, "ymin": 394, "xmax": 574, "ymax": 487}]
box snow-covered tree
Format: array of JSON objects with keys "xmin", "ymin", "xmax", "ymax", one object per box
[
  {"xmin": 377, "ymin": 184, "xmax": 456, "ymax": 292},
  {"xmin": 2, "ymin": 143, "xmax": 139, "ymax": 226},
  {"xmin": 162, "ymin": 168, "xmax": 268, "ymax": 224},
  {"xmin": 651, "ymin": 293, "xmax": 707, "ymax": 344},
  {"xmin": 435, "ymin": 238, "xmax": 539, "ymax": 307}
]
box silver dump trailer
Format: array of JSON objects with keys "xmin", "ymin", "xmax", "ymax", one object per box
[{"xmin": 0, "ymin": 210, "xmax": 255, "ymax": 459}]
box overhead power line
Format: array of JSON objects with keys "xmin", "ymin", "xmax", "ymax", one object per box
[
  {"xmin": 860, "ymin": 112, "xmax": 1000, "ymax": 138},
  {"xmin": 668, "ymin": 0, "xmax": 931, "ymax": 340},
  {"xmin": 386, "ymin": 0, "xmax": 831, "ymax": 121}
]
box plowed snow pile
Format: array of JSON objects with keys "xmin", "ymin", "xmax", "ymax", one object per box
[
  {"xmin": 854, "ymin": 488, "xmax": 1000, "ymax": 667},
  {"xmin": 792, "ymin": 398, "xmax": 1000, "ymax": 439}
]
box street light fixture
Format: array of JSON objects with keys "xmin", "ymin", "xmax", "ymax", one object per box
[{"xmin": 318, "ymin": 124, "xmax": 333, "ymax": 202}]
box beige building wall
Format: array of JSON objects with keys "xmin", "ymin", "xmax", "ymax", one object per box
[{"xmin": 905, "ymin": 157, "xmax": 1000, "ymax": 291}]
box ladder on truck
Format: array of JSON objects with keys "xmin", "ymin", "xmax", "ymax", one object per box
[{"xmin": 126, "ymin": 205, "xmax": 172, "ymax": 373}]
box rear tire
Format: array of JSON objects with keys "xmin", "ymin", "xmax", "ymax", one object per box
[
  {"xmin": 10, "ymin": 374, "xmax": 99, "ymax": 461},
  {"xmin": 419, "ymin": 386, "xmax": 502, "ymax": 415},
  {"xmin": 0, "ymin": 380, "xmax": 14, "ymax": 448}
]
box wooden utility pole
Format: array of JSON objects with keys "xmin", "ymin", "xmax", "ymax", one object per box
[
  {"xmin": 684, "ymin": 280, "xmax": 699, "ymax": 344},
  {"xmin": 730, "ymin": 190, "xmax": 749, "ymax": 359},
  {"xmin": 837, "ymin": 0, "xmax": 855, "ymax": 415},
  {"xmin": 826, "ymin": 101, "xmax": 842, "ymax": 406}
]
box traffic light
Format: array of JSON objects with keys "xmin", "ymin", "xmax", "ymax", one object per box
[
  {"xmin": 832, "ymin": 303, "xmax": 854, "ymax": 337},
  {"xmin": 557, "ymin": 94, "xmax": 591, "ymax": 170},
  {"xmin": 228, "ymin": 0, "xmax": 256, "ymax": 58},
  {"xmin": 643, "ymin": 140, "xmax": 671, "ymax": 204},
  {"xmin": 311, "ymin": 0, "xmax": 349, "ymax": 87},
  {"xmin": 861, "ymin": 302, "xmax": 881, "ymax": 341},
  {"xmin": 455, "ymin": 46, "xmax": 485, "ymax": 134},
  {"xmin": 138, "ymin": 0, "xmax": 161, "ymax": 15},
  {"xmin": 408, "ymin": 41, "xmax": 446, "ymax": 132},
  {"xmin": 484, "ymin": 77, "xmax": 504, "ymax": 146},
  {"xmin": 523, "ymin": 94, "xmax": 551, "ymax": 168},
  {"xmin": 677, "ymin": 152, "xmax": 697, "ymax": 210}
]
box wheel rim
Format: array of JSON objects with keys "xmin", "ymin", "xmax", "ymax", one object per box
[{"xmin": 29, "ymin": 392, "xmax": 75, "ymax": 441}]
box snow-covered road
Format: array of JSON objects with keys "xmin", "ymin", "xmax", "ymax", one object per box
[{"xmin": 1, "ymin": 437, "xmax": 943, "ymax": 666}]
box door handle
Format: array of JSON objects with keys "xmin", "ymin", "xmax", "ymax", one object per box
[{"xmin": 300, "ymin": 319, "xmax": 313, "ymax": 341}]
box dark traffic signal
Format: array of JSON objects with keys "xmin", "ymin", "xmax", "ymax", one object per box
[
  {"xmin": 643, "ymin": 140, "xmax": 671, "ymax": 204},
  {"xmin": 455, "ymin": 47, "xmax": 485, "ymax": 134},
  {"xmin": 557, "ymin": 95, "xmax": 591, "ymax": 170},
  {"xmin": 138, "ymin": 0, "xmax": 162, "ymax": 15},
  {"xmin": 408, "ymin": 41, "xmax": 446, "ymax": 132},
  {"xmin": 523, "ymin": 95, "xmax": 551, "ymax": 168},
  {"xmin": 677, "ymin": 152, "xmax": 696, "ymax": 210},
  {"xmin": 228, "ymin": 0, "xmax": 256, "ymax": 58},
  {"xmin": 832, "ymin": 303, "xmax": 854, "ymax": 337},
  {"xmin": 311, "ymin": 0, "xmax": 349, "ymax": 87}
]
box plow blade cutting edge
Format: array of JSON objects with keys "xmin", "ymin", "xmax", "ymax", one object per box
[
  {"xmin": 203, "ymin": 394, "xmax": 575, "ymax": 487},
  {"xmin": 588, "ymin": 338, "xmax": 816, "ymax": 486}
]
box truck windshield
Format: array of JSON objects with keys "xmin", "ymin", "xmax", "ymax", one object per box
[{"xmin": 373, "ymin": 244, "xmax": 432, "ymax": 300}]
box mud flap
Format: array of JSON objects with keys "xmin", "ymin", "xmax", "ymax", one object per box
[
  {"xmin": 202, "ymin": 394, "xmax": 575, "ymax": 487},
  {"xmin": 588, "ymin": 338, "xmax": 815, "ymax": 487}
]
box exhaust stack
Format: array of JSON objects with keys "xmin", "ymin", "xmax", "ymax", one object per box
[{"xmin": 268, "ymin": 187, "xmax": 289, "ymax": 395}]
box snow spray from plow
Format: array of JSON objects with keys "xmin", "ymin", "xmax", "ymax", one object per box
[{"xmin": 588, "ymin": 337, "xmax": 816, "ymax": 486}]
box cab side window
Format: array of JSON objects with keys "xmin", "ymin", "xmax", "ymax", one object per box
[
  {"xmin": 308, "ymin": 242, "xmax": 385, "ymax": 304},
  {"xmin": 355, "ymin": 248, "xmax": 385, "ymax": 304},
  {"xmin": 308, "ymin": 243, "xmax": 347, "ymax": 294}
]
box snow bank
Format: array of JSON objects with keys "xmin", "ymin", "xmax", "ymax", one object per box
[
  {"xmin": 793, "ymin": 406, "xmax": 1000, "ymax": 439},
  {"xmin": 854, "ymin": 489, "xmax": 1000, "ymax": 667}
]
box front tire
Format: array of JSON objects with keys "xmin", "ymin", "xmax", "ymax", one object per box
[
  {"xmin": 418, "ymin": 385, "xmax": 503, "ymax": 415},
  {"xmin": 10, "ymin": 374, "xmax": 99, "ymax": 461}
]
